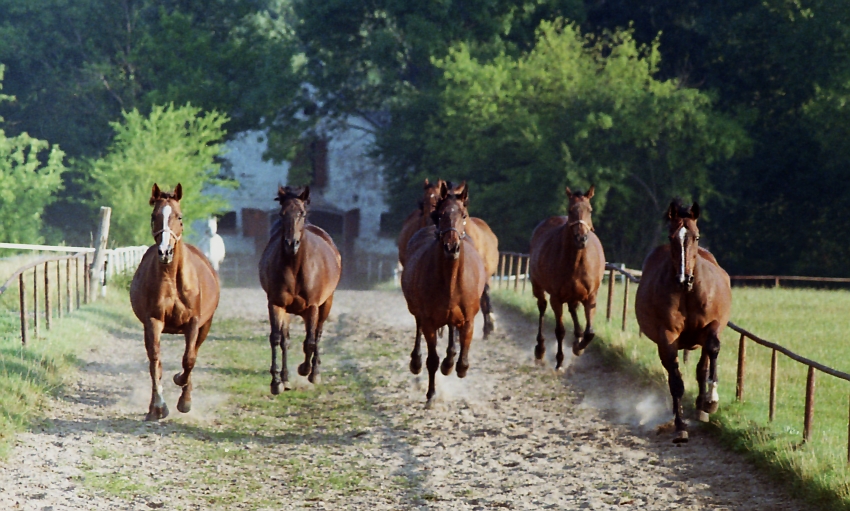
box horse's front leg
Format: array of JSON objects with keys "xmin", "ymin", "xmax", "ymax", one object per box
[
  {"xmin": 702, "ymin": 322, "xmax": 722, "ymax": 415},
  {"xmin": 441, "ymin": 320, "xmax": 457, "ymax": 376},
  {"xmin": 424, "ymin": 327, "xmax": 440, "ymax": 407},
  {"xmin": 658, "ymin": 331, "xmax": 688, "ymax": 443},
  {"xmin": 480, "ymin": 283, "xmax": 495, "ymax": 339},
  {"xmin": 297, "ymin": 305, "xmax": 320, "ymax": 382},
  {"xmin": 574, "ymin": 295, "xmax": 598, "ymax": 355},
  {"xmin": 410, "ymin": 317, "xmax": 423, "ymax": 374},
  {"xmin": 552, "ymin": 300, "xmax": 567, "ymax": 370},
  {"xmin": 174, "ymin": 317, "xmax": 200, "ymax": 413},
  {"xmin": 309, "ymin": 295, "xmax": 333, "ymax": 385},
  {"xmin": 695, "ymin": 349, "xmax": 710, "ymax": 421},
  {"xmin": 144, "ymin": 318, "xmax": 168, "ymax": 421},
  {"xmin": 455, "ymin": 319, "xmax": 475, "ymax": 378},
  {"xmin": 532, "ymin": 281, "xmax": 547, "ymax": 360},
  {"xmin": 268, "ymin": 303, "xmax": 289, "ymax": 394}
]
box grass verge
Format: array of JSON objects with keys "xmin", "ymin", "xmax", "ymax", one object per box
[{"xmin": 492, "ymin": 281, "xmax": 850, "ymax": 509}]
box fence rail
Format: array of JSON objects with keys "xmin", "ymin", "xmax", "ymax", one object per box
[{"xmin": 497, "ymin": 251, "xmax": 850, "ymax": 460}]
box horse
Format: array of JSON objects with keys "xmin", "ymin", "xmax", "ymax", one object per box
[
  {"xmin": 259, "ymin": 185, "xmax": 341, "ymax": 394},
  {"xmin": 635, "ymin": 200, "xmax": 732, "ymax": 443},
  {"xmin": 402, "ymin": 181, "xmax": 486, "ymax": 405},
  {"xmin": 529, "ymin": 186, "xmax": 606, "ymax": 369},
  {"xmin": 397, "ymin": 178, "xmax": 445, "ymax": 267},
  {"xmin": 130, "ymin": 183, "xmax": 221, "ymax": 421}
]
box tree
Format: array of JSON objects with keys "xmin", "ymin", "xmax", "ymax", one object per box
[
  {"xmin": 79, "ymin": 104, "xmax": 232, "ymax": 246},
  {"xmin": 0, "ymin": 66, "xmax": 66, "ymax": 244}
]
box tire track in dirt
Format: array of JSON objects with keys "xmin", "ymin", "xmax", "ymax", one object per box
[{"xmin": 0, "ymin": 287, "xmax": 815, "ymax": 510}]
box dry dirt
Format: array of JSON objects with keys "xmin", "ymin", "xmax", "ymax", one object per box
[{"xmin": 0, "ymin": 287, "xmax": 816, "ymax": 510}]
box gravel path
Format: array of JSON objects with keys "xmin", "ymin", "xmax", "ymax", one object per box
[{"xmin": 0, "ymin": 287, "xmax": 814, "ymax": 510}]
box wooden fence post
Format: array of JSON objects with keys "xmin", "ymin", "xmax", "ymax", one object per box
[
  {"xmin": 736, "ymin": 333, "xmax": 746, "ymax": 401},
  {"xmin": 769, "ymin": 349, "xmax": 777, "ymax": 421},
  {"xmin": 804, "ymin": 366, "xmax": 816, "ymax": 443},
  {"xmin": 44, "ymin": 262, "xmax": 51, "ymax": 330},
  {"xmin": 621, "ymin": 277, "xmax": 629, "ymax": 331},
  {"xmin": 513, "ymin": 255, "xmax": 520, "ymax": 292},
  {"xmin": 66, "ymin": 258, "xmax": 71, "ymax": 314},
  {"xmin": 33, "ymin": 267, "xmax": 38, "ymax": 338},
  {"xmin": 89, "ymin": 206, "xmax": 112, "ymax": 302},
  {"xmin": 498, "ymin": 254, "xmax": 506, "ymax": 290},
  {"xmin": 521, "ymin": 256, "xmax": 528, "ymax": 294},
  {"xmin": 56, "ymin": 260, "xmax": 62, "ymax": 319},
  {"xmin": 76, "ymin": 256, "xmax": 81, "ymax": 309},
  {"xmin": 506, "ymin": 255, "xmax": 514, "ymax": 292},
  {"xmin": 606, "ymin": 268, "xmax": 614, "ymax": 322},
  {"xmin": 19, "ymin": 273, "xmax": 27, "ymax": 345}
]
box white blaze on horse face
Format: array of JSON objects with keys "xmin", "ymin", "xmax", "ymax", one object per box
[
  {"xmin": 159, "ymin": 205, "xmax": 173, "ymax": 253},
  {"xmin": 678, "ymin": 226, "xmax": 687, "ymax": 283}
]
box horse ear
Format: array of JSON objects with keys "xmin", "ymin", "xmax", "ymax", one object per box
[
  {"xmin": 174, "ymin": 183, "xmax": 183, "ymax": 201},
  {"xmin": 274, "ymin": 185, "xmax": 285, "ymax": 202},
  {"xmin": 691, "ymin": 202, "xmax": 700, "ymax": 220},
  {"xmin": 423, "ymin": 178, "xmax": 430, "ymax": 189},
  {"xmin": 299, "ymin": 186, "xmax": 311, "ymax": 204},
  {"xmin": 150, "ymin": 183, "xmax": 161, "ymax": 206},
  {"xmin": 439, "ymin": 181, "xmax": 449, "ymax": 199},
  {"xmin": 457, "ymin": 181, "xmax": 469, "ymax": 205},
  {"xmin": 565, "ymin": 186, "xmax": 572, "ymax": 197},
  {"xmin": 667, "ymin": 201, "xmax": 679, "ymax": 220},
  {"xmin": 586, "ymin": 185, "xmax": 595, "ymax": 200}
]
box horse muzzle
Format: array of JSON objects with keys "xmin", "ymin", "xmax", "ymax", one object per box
[
  {"xmin": 443, "ymin": 242, "xmax": 460, "ymax": 259},
  {"xmin": 575, "ymin": 234, "xmax": 588, "ymax": 248},
  {"xmin": 679, "ymin": 273, "xmax": 695, "ymax": 291},
  {"xmin": 283, "ymin": 238, "xmax": 301, "ymax": 255},
  {"xmin": 157, "ymin": 246, "xmax": 174, "ymax": 264}
]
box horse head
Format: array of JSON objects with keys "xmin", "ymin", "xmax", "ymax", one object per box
[
  {"xmin": 150, "ymin": 183, "xmax": 184, "ymax": 265},
  {"xmin": 275, "ymin": 185, "xmax": 310, "ymax": 255},
  {"xmin": 418, "ymin": 178, "xmax": 445, "ymax": 226},
  {"xmin": 565, "ymin": 185, "xmax": 595, "ymax": 248},
  {"xmin": 666, "ymin": 200, "xmax": 701, "ymax": 291},
  {"xmin": 432, "ymin": 181, "xmax": 469, "ymax": 260}
]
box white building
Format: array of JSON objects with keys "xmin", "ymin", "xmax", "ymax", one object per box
[{"xmin": 205, "ymin": 117, "xmax": 397, "ymax": 285}]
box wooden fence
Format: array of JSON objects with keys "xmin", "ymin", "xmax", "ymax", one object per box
[
  {"xmin": 0, "ymin": 246, "xmax": 147, "ymax": 345},
  {"xmin": 496, "ymin": 251, "xmax": 850, "ymax": 460}
]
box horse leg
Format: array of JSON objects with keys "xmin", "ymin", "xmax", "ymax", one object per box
[
  {"xmin": 424, "ymin": 327, "xmax": 440, "ymax": 407},
  {"xmin": 574, "ymin": 295, "xmax": 598, "ymax": 355},
  {"xmin": 268, "ymin": 303, "xmax": 288, "ymax": 394},
  {"xmin": 441, "ymin": 322, "xmax": 457, "ymax": 376},
  {"xmin": 552, "ymin": 301, "xmax": 568, "ymax": 370},
  {"xmin": 455, "ymin": 320, "xmax": 475, "ymax": 378},
  {"xmin": 410, "ymin": 317, "xmax": 423, "ymax": 374},
  {"xmin": 298, "ymin": 305, "xmax": 320, "ymax": 380},
  {"xmin": 695, "ymin": 349, "xmax": 710, "ymax": 422},
  {"xmin": 176, "ymin": 318, "xmax": 212, "ymax": 413},
  {"xmin": 174, "ymin": 317, "xmax": 201, "ymax": 413},
  {"xmin": 567, "ymin": 302, "xmax": 585, "ymax": 358},
  {"xmin": 703, "ymin": 323, "xmax": 722, "ymax": 414},
  {"xmin": 480, "ymin": 283, "xmax": 495, "ymax": 339},
  {"xmin": 532, "ymin": 281, "xmax": 547, "ymax": 360},
  {"xmin": 658, "ymin": 336, "xmax": 688, "ymax": 443},
  {"xmin": 144, "ymin": 319, "xmax": 168, "ymax": 421},
  {"xmin": 309, "ymin": 296, "xmax": 333, "ymax": 385}
]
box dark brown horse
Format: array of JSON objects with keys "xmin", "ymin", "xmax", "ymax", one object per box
[
  {"xmin": 530, "ymin": 186, "xmax": 606, "ymax": 369},
  {"xmin": 398, "ymin": 178, "xmax": 445, "ymax": 267},
  {"xmin": 635, "ymin": 200, "xmax": 732, "ymax": 443},
  {"xmin": 259, "ymin": 186, "xmax": 341, "ymax": 393},
  {"xmin": 402, "ymin": 181, "xmax": 486, "ymax": 405},
  {"xmin": 130, "ymin": 183, "xmax": 221, "ymax": 421},
  {"xmin": 462, "ymin": 199, "xmax": 499, "ymax": 338}
]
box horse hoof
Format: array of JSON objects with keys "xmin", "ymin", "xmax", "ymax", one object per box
[
  {"xmin": 177, "ymin": 396, "xmax": 191, "ymax": 414},
  {"xmin": 705, "ymin": 401, "xmax": 719, "ymax": 414},
  {"xmin": 572, "ymin": 345, "xmax": 585, "ymax": 357},
  {"xmin": 145, "ymin": 404, "xmax": 169, "ymax": 422},
  {"xmin": 308, "ymin": 372, "xmax": 321, "ymax": 385},
  {"xmin": 409, "ymin": 358, "xmax": 422, "ymax": 375},
  {"xmin": 297, "ymin": 362, "xmax": 311, "ymax": 377},
  {"xmin": 698, "ymin": 410, "xmax": 710, "ymax": 423},
  {"xmin": 283, "ymin": 380, "xmax": 292, "ymax": 391},
  {"xmin": 271, "ymin": 381, "xmax": 282, "ymax": 395},
  {"xmin": 440, "ymin": 359, "xmax": 454, "ymax": 376},
  {"xmin": 173, "ymin": 372, "xmax": 187, "ymax": 387},
  {"xmin": 534, "ymin": 344, "xmax": 545, "ymax": 360},
  {"xmin": 424, "ymin": 399, "xmax": 435, "ymax": 410},
  {"xmin": 456, "ymin": 363, "xmax": 469, "ymax": 378},
  {"xmin": 673, "ymin": 431, "xmax": 689, "ymax": 444}
]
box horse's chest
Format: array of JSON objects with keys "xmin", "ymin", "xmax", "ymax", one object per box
[{"xmin": 157, "ymin": 293, "xmax": 193, "ymax": 327}]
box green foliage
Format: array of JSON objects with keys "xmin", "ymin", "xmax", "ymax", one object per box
[
  {"xmin": 80, "ymin": 104, "xmax": 232, "ymax": 246},
  {"xmin": 0, "ymin": 66, "xmax": 66, "ymax": 244},
  {"xmin": 416, "ymin": 22, "xmax": 748, "ymax": 257}
]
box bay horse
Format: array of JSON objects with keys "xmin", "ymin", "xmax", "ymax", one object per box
[
  {"xmin": 130, "ymin": 183, "xmax": 221, "ymax": 421},
  {"xmin": 529, "ymin": 186, "xmax": 606, "ymax": 369},
  {"xmin": 635, "ymin": 200, "xmax": 732, "ymax": 443},
  {"xmin": 398, "ymin": 178, "xmax": 445, "ymax": 267},
  {"xmin": 402, "ymin": 181, "xmax": 486, "ymax": 405},
  {"xmin": 259, "ymin": 186, "xmax": 341, "ymax": 393}
]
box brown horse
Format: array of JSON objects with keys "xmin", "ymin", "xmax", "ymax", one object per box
[
  {"xmin": 130, "ymin": 183, "xmax": 221, "ymax": 421},
  {"xmin": 530, "ymin": 186, "xmax": 606, "ymax": 369},
  {"xmin": 259, "ymin": 186, "xmax": 341, "ymax": 393},
  {"xmin": 402, "ymin": 181, "xmax": 486, "ymax": 405},
  {"xmin": 635, "ymin": 200, "xmax": 732, "ymax": 443},
  {"xmin": 398, "ymin": 178, "xmax": 445, "ymax": 267}
]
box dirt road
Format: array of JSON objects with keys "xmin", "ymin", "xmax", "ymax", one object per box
[{"xmin": 0, "ymin": 288, "xmax": 813, "ymax": 510}]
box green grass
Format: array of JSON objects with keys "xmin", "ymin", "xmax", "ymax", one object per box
[
  {"xmin": 492, "ymin": 280, "xmax": 850, "ymax": 509},
  {"xmin": 0, "ymin": 288, "xmax": 132, "ymax": 457}
]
